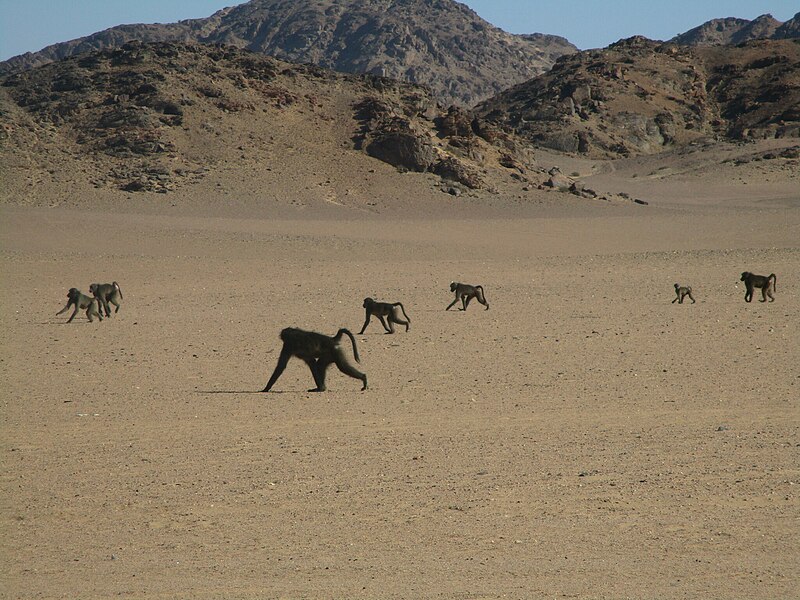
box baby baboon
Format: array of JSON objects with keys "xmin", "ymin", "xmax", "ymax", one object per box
[
  {"xmin": 89, "ymin": 281, "xmax": 123, "ymax": 317},
  {"xmin": 672, "ymin": 283, "xmax": 696, "ymax": 304},
  {"xmin": 262, "ymin": 328, "xmax": 367, "ymax": 392},
  {"xmin": 56, "ymin": 288, "xmax": 103, "ymax": 323},
  {"xmin": 446, "ymin": 282, "xmax": 489, "ymax": 311},
  {"xmin": 740, "ymin": 272, "xmax": 776, "ymax": 302},
  {"xmin": 359, "ymin": 297, "xmax": 411, "ymax": 334}
]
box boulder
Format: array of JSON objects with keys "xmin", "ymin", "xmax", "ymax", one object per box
[
  {"xmin": 433, "ymin": 157, "xmax": 483, "ymax": 189},
  {"xmin": 364, "ymin": 130, "xmax": 436, "ymax": 172}
]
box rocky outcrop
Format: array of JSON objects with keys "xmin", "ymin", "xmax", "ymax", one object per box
[
  {"xmin": 353, "ymin": 95, "xmax": 535, "ymax": 190},
  {"xmin": 476, "ymin": 38, "xmax": 800, "ymax": 157}
]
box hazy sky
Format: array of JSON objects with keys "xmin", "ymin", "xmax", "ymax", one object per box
[{"xmin": 1, "ymin": 0, "xmax": 797, "ymax": 60}]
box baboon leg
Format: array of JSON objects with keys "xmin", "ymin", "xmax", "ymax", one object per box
[
  {"xmin": 446, "ymin": 297, "xmax": 459, "ymax": 311},
  {"xmin": 359, "ymin": 315, "xmax": 371, "ymax": 334},
  {"xmin": 767, "ymin": 288, "xmax": 775, "ymax": 302},
  {"xmin": 110, "ymin": 297, "xmax": 121, "ymax": 314},
  {"xmin": 99, "ymin": 298, "xmax": 111, "ymax": 317},
  {"xmin": 391, "ymin": 314, "xmax": 409, "ymax": 332},
  {"xmin": 87, "ymin": 303, "xmax": 102, "ymax": 322},
  {"xmin": 461, "ymin": 295, "xmax": 470, "ymax": 310},
  {"xmin": 745, "ymin": 287, "xmax": 753, "ymax": 302},
  {"xmin": 333, "ymin": 352, "xmax": 368, "ymax": 390},
  {"xmin": 378, "ymin": 315, "xmax": 394, "ymax": 334},
  {"xmin": 306, "ymin": 359, "xmax": 326, "ymax": 392},
  {"xmin": 672, "ymin": 296, "xmax": 679, "ymax": 304},
  {"xmin": 67, "ymin": 306, "xmax": 80, "ymax": 323},
  {"xmin": 263, "ymin": 347, "xmax": 292, "ymax": 392},
  {"xmin": 687, "ymin": 291, "xmax": 696, "ymax": 303},
  {"xmin": 310, "ymin": 359, "xmax": 332, "ymax": 392}
]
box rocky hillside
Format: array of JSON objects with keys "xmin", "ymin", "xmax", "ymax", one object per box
[
  {"xmin": 672, "ymin": 12, "xmax": 800, "ymax": 45},
  {"xmin": 0, "ymin": 41, "xmax": 542, "ymax": 198},
  {"xmin": 0, "ymin": 0, "xmax": 576, "ymax": 107},
  {"xmin": 476, "ymin": 37, "xmax": 800, "ymax": 157}
]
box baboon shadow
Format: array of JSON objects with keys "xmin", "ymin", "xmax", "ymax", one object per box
[
  {"xmin": 359, "ymin": 331, "xmax": 405, "ymax": 335},
  {"xmin": 197, "ymin": 390, "xmax": 267, "ymax": 395}
]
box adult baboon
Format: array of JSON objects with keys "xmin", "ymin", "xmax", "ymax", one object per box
[
  {"xmin": 56, "ymin": 288, "xmax": 103, "ymax": 323},
  {"xmin": 672, "ymin": 283, "xmax": 696, "ymax": 304},
  {"xmin": 262, "ymin": 328, "xmax": 367, "ymax": 392},
  {"xmin": 740, "ymin": 272, "xmax": 776, "ymax": 303},
  {"xmin": 446, "ymin": 282, "xmax": 489, "ymax": 311},
  {"xmin": 359, "ymin": 297, "xmax": 411, "ymax": 334},
  {"xmin": 89, "ymin": 281, "xmax": 123, "ymax": 317}
]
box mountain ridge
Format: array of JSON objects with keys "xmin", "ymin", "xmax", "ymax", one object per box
[
  {"xmin": 0, "ymin": 0, "xmax": 576, "ymax": 107},
  {"xmin": 672, "ymin": 12, "xmax": 800, "ymax": 45}
]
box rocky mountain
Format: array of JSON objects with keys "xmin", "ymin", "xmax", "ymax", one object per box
[
  {"xmin": 0, "ymin": 41, "xmax": 543, "ymax": 198},
  {"xmin": 476, "ymin": 37, "xmax": 800, "ymax": 157},
  {"xmin": 0, "ymin": 0, "xmax": 576, "ymax": 107},
  {"xmin": 775, "ymin": 13, "xmax": 800, "ymax": 39},
  {"xmin": 672, "ymin": 12, "xmax": 800, "ymax": 45}
]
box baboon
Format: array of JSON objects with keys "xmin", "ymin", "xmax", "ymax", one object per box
[
  {"xmin": 446, "ymin": 282, "xmax": 489, "ymax": 311},
  {"xmin": 672, "ymin": 283, "xmax": 696, "ymax": 304},
  {"xmin": 89, "ymin": 281, "xmax": 123, "ymax": 317},
  {"xmin": 56, "ymin": 288, "xmax": 103, "ymax": 323},
  {"xmin": 740, "ymin": 272, "xmax": 776, "ymax": 303},
  {"xmin": 262, "ymin": 328, "xmax": 367, "ymax": 392},
  {"xmin": 359, "ymin": 297, "xmax": 411, "ymax": 334}
]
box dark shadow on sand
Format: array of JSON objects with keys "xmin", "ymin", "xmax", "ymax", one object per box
[{"xmin": 197, "ymin": 390, "xmax": 266, "ymax": 395}]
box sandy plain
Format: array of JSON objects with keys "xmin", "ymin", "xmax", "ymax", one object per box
[{"xmin": 1, "ymin": 149, "xmax": 799, "ymax": 599}]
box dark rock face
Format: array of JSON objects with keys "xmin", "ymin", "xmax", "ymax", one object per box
[
  {"xmin": 365, "ymin": 129, "xmax": 437, "ymax": 172},
  {"xmin": 0, "ymin": 0, "xmax": 577, "ymax": 106},
  {"xmin": 476, "ymin": 38, "xmax": 800, "ymax": 157}
]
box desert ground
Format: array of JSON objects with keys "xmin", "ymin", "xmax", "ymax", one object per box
[{"xmin": 1, "ymin": 146, "xmax": 798, "ymax": 599}]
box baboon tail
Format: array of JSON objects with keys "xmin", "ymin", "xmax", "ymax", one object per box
[
  {"xmin": 113, "ymin": 281, "xmax": 123, "ymax": 299},
  {"xmin": 336, "ymin": 328, "xmax": 360, "ymax": 363},
  {"xmin": 476, "ymin": 285, "xmax": 486, "ymax": 301},
  {"xmin": 394, "ymin": 302, "xmax": 411, "ymax": 323},
  {"xmin": 769, "ymin": 274, "xmax": 776, "ymax": 291}
]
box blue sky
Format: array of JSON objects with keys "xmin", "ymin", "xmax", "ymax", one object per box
[{"xmin": 1, "ymin": 0, "xmax": 797, "ymax": 60}]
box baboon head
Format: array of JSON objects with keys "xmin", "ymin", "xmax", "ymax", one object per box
[
  {"xmin": 450, "ymin": 282, "xmax": 457, "ymax": 292},
  {"xmin": 740, "ymin": 272, "xmax": 750, "ymax": 282},
  {"xmin": 363, "ymin": 297, "xmax": 375, "ymax": 309},
  {"xmin": 67, "ymin": 288, "xmax": 80, "ymax": 301}
]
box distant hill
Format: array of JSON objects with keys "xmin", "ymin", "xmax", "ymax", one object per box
[
  {"xmin": 476, "ymin": 37, "xmax": 800, "ymax": 157},
  {"xmin": 0, "ymin": 0, "xmax": 576, "ymax": 107},
  {"xmin": 672, "ymin": 12, "xmax": 800, "ymax": 45},
  {"xmin": 0, "ymin": 41, "xmax": 541, "ymax": 199}
]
